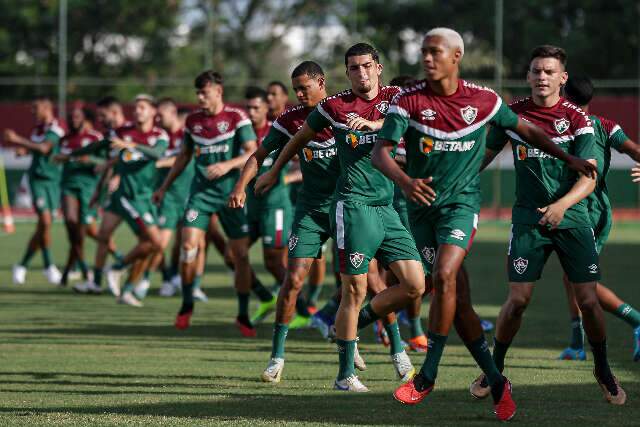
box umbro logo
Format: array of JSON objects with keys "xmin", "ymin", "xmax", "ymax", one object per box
[
  {"xmin": 421, "ymin": 109, "xmax": 437, "ymax": 121},
  {"xmin": 346, "ymin": 112, "xmax": 360, "ymax": 121},
  {"xmin": 192, "ymin": 124, "xmax": 203, "ymax": 134},
  {"xmin": 450, "ymin": 229, "xmax": 466, "ymax": 240},
  {"xmin": 588, "ymin": 264, "xmax": 598, "ymax": 274}
]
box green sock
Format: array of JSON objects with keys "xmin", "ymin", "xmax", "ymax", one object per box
[
  {"xmin": 409, "ymin": 316, "xmax": 425, "ymax": 338},
  {"xmin": 569, "ymin": 317, "xmax": 584, "ymax": 349},
  {"xmin": 492, "ymin": 337, "xmax": 511, "ymax": 373},
  {"xmin": 318, "ymin": 298, "xmax": 339, "ymax": 318},
  {"xmin": 93, "ymin": 268, "xmax": 103, "ymax": 287},
  {"xmin": 271, "ymin": 323, "xmax": 289, "ymax": 359},
  {"xmin": 20, "ymin": 247, "xmax": 36, "ymax": 267},
  {"xmin": 384, "ymin": 321, "xmax": 404, "ymax": 356},
  {"xmin": 419, "ymin": 331, "xmax": 448, "ymax": 384},
  {"xmin": 237, "ymin": 292, "xmax": 250, "ymax": 317},
  {"xmin": 77, "ymin": 260, "xmax": 88, "ymax": 277},
  {"xmin": 112, "ymin": 260, "xmax": 126, "ymax": 270},
  {"xmin": 357, "ymin": 303, "xmax": 380, "ymax": 329},
  {"xmin": 112, "ymin": 251, "xmax": 124, "ymax": 263},
  {"xmin": 307, "ymin": 283, "xmax": 322, "ymax": 306},
  {"xmin": 122, "ymin": 282, "xmax": 134, "ymax": 294},
  {"xmin": 193, "ymin": 274, "xmax": 202, "ymax": 290},
  {"xmin": 41, "ymin": 248, "xmax": 52, "ymax": 268},
  {"xmin": 252, "ymin": 277, "xmax": 274, "ymax": 302},
  {"xmin": 337, "ymin": 339, "xmax": 356, "ymax": 380},
  {"xmin": 143, "ymin": 270, "xmax": 150, "ymax": 281},
  {"xmin": 615, "ymin": 303, "xmax": 640, "ymax": 329},
  {"xmin": 466, "ymin": 336, "xmax": 503, "ymax": 386},
  {"xmin": 179, "ymin": 282, "xmax": 194, "ymax": 314}
]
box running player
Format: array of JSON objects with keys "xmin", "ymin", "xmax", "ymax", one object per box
[
  {"xmin": 470, "ymin": 45, "xmax": 625, "ymax": 406},
  {"xmin": 153, "ymin": 70, "xmax": 259, "ymax": 336},
  {"xmin": 5, "ymin": 97, "xmax": 65, "ymax": 285},
  {"xmin": 267, "ymin": 81, "xmax": 290, "ymax": 121}
]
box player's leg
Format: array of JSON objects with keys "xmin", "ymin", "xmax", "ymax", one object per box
[
  {"xmin": 307, "ymin": 256, "xmax": 326, "ymax": 311},
  {"xmin": 81, "ymin": 209, "xmax": 121, "ymax": 293},
  {"xmin": 174, "ymin": 225, "xmax": 206, "ymax": 328},
  {"xmin": 85, "ymin": 220, "xmax": 122, "ymax": 263},
  {"xmin": 558, "ymin": 274, "xmax": 587, "ymax": 360},
  {"xmin": 207, "ymin": 213, "xmax": 233, "ymax": 269},
  {"xmin": 593, "ymin": 283, "xmax": 640, "ymax": 361},
  {"xmin": 60, "ymin": 193, "xmax": 82, "ymax": 286}
]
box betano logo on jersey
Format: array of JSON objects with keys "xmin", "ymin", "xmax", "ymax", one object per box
[
  {"xmin": 346, "ymin": 132, "xmax": 377, "ymax": 148},
  {"xmin": 122, "ymin": 149, "xmax": 144, "ymax": 162},
  {"xmin": 194, "ymin": 144, "xmax": 230, "ymax": 157},
  {"xmin": 420, "ymin": 137, "xmax": 475, "ymax": 155},
  {"xmin": 302, "ymin": 146, "xmax": 336, "ymax": 162},
  {"xmin": 515, "ymin": 144, "xmax": 554, "ymax": 160}
]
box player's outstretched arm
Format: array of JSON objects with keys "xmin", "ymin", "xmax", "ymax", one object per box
[
  {"xmin": 617, "ymin": 139, "xmax": 640, "ymax": 163},
  {"xmin": 3, "ymin": 129, "xmax": 53, "ymax": 155},
  {"xmin": 514, "ymin": 119, "xmax": 596, "ymax": 178},
  {"xmin": 480, "ymin": 148, "xmax": 501, "ymax": 172},
  {"xmin": 228, "ymin": 145, "xmax": 269, "ymax": 209},
  {"xmin": 153, "ymin": 143, "xmax": 192, "ymax": 204}
]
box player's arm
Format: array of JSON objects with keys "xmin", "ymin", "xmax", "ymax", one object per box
[
  {"xmin": 347, "ymin": 117, "xmax": 385, "ymax": 131},
  {"xmin": 609, "ymin": 124, "xmax": 640, "ymax": 162},
  {"xmin": 3, "ymin": 129, "xmax": 55, "ymax": 155},
  {"xmin": 110, "ymin": 138, "xmax": 166, "ymax": 160},
  {"xmin": 228, "ymin": 145, "xmax": 270, "ymax": 208},
  {"xmin": 152, "ymin": 138, "xmax": 193, "ymax": 204},
  {"xmin": 481, "ymin": 125, "xmax": 510, "ymax": 172},
  {"xmin": 68, "ymin": 138, "xmax": 110, "ymax": 157}
]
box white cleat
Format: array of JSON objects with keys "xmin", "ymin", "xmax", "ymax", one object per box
[
  {"xmin": 105, "ymin": 265, "xmax": 123, "ymax": 297},
  {"xmin": 133, "ymin": 279, "xmax": 151, "ymax": 300},
  {"xmin": 12, "ymin": 265, "xmax": 26, "ymax": 285},
  {"xmin": 67, "ymin": 270, "xmax": 82, "ymax": 282},
  {"xmin": 72, "ymin": 281, "xmax": 103, "ymax": 295},
  {"xmin": 391, "ymin": 350, "xmax": 416, "ymax": 382},
  {"xmin": 334, "ymin": 375, "xmax": 369, "ymax": 392},
  {"xmin": 170, "ymin": 274, "xmax": 181, "ymax": 290},
  {"xmin": 118, "ymin": 292, "xmax": 143, "ymax": 307},
  {"xmin": 354, "ymin": 342, "xmax": 367, "ymax": 371},
  {"xmin": 192, "ymin": 287, "xmax": 208, "ymax": 302},
  {"xmin": 44, "ymin": 265, "xmax": 62, "ymax": 285},
  {"xmin": 261, "ymin": 357, "xmax": 285, "ymax": 383},
  {"xmin": 159, "ymin": 281, "xmax": 176, "ymax": 297}
]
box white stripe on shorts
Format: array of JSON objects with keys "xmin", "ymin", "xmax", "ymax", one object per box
[
  {"xmin": 336, "ymin": 201, "xmax": 345, "ymax": 250},
  {"xmin": 275, "ymin": 209, "xmax": 284, "ymax": 231},
  {"xmin": 507, "ymin": 224, "xmax": 513, "ymax": 256}
]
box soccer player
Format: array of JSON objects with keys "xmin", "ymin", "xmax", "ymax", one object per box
[
  {"xmin": 267, "ymin": 81, "xmax": 289, "ymax": 121},
  {"xmin": 5, "ymin": 97, "xmax": 65, "ymax": 285},
  {"xmin": 153, "ymin": 70, "xmax": 259, "ymax": 336},
  {"xmin": 370, "ymin": 32, "xmax": 596, "ymax": 420},
  {"xmin": 255, "ymin": 45, "xmax": 421, "ymax": 391},
  {"xmin": 469, "ymin": 46, "xmax": 625, "ymax": 406},
  {"xmin": 557, "ymin": 75, "xmax": 640, "ymax": 362}
]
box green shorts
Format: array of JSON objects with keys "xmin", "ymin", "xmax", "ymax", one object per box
[
  {"xmin": 331, "ymin": 200, "xmax": 420, "ymax": 275},
  {"xmin": 29, "ymin": 177, "xmax": 60, "ymax": 214},
  {"xmin": 248, "ymin": 202, "xmax": 293, "ymax": 249},
  {"xmin": 410, "ymin": 205, "xmax": 478, "ymax": 275},
  {"xmin": 182, "ymin": 191, "xmax": 248, "ymax": 239},
  {"xmin": 61, "ymin": 185, "xmax": 98, "ymax": 225},
  {"xmin": 508, "ymin": 223, "xmax": 600, "ymax": 284},
  {"xmin": 587, "ymin": 198, "xmax": 612, "ymax": 254},
  {"xmin": 289, "ymin": 205, "xmax": 332, "ymax": 259},
  {"xmin": 158, "ymin": 194, "xmax": 187, "ymax": 230},
  {"xmin": 393, "ymin": 196, "xmax": 410, "ymax": 232},
  {"xmin": 105, "ymin": 193, "xmax": 157, "ymax": 235}
]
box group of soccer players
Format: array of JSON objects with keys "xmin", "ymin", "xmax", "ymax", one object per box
[{"xmin": 4, "ymin": 26, "xmax": 640, "ymax": 420}]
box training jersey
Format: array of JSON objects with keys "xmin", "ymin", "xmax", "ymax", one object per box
[
  {"xmin": 487, "ymin": 97, "xmax": 596, "ymax": 228},
  {"xmin": 247, "ymin": 120, "xmax": 289, "ymax": 208},
  {"xmin": 28, "ymin": 118, "xmax": 66, "ymax": 181},
  {"xmin": 60, "ymin": 128, "xmax": 104, "ymax": 188},
  {"xmin": 379, "ymin": 79, "xmax": 519, "ymax": 217},
  {"xmin": 184, "ymin": 106, "xmax": 256, "ymax": 201},
  {"xmin": 157, "ymin": 127, "xmax": 195, "ymax": 199},
  {"xmin": 112, "ymin": 123, "xmax": 169, "ymax": 199},
  {"xmin": 262, "ymin": 104, "xmax": 337, "ymax": 210},
  {"xmin": 306, "ymin": 86, "xmax": 401, "ymax": 206}
]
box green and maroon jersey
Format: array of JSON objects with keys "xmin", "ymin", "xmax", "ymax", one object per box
[
  {"xmin": 487, "ymin": 97, "xmax": 596, "ymax": 228},
  {"xmin": 157, "ymin": 127, "xmax": 195, "ymax": 199},
  {"xmin": 247, "ymin": 120, "xmax": 289, "ymax": 208},
  {"xmin": 262, "ymin": 104, "xmax": 337, "ymax": 210},
  {"xmin": 60, "ymin": 128, "xmax": 103, "ymax": 188},
  {"xmin": 184, "ymin": 106, "xmax": 256, "ymax": 202},
  {"xmin": 112, "ymin": 123, "xmax": 169, "ymax": 199},
  {"xmin": 306, "ymin": 86, "xmax": 401, "ymax": 206},
  {"xmin": 379, "ymin": 79, "xmax": 519, "ymax": 216},
  {"xmin": 28, "ymin": 118, "xmax": 66, "ymax": 181}
]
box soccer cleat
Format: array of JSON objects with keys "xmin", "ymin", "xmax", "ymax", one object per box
[
  {"xmin": 118, "ymin": 292, "xmax": 143, "ymax": 307},
  {"xmin": 493, "ymin": 377, "xmax": 516, "ymax": 421},
  {"xmin": 12, "ymin": 265, "xmax": 26, "ymax": 285},
  {"xmin": 159, "ymin": 281, "xmax": 176, "ymax": 297},
  {"xmin": 633, "ymin": 327, "xmax": 640, "ymax": 362},
  {"xmin": 480, "ymin": 319, "xmax": 494, "ymax": 333},
  {"xmin": 261, "ymin": 357, "xmax": 284, "ymax": 383},
  {"xmin": 595, "ymin": 371, "xmax": 626, "ymax": 405},
  {"xmin": 67, "ymin": 269, "xmax": 82, "ymax": 282},
  {"xmin": 170, "ymin": 274, "xmax": 181, "ymax": 290},
  {"xmin": 354, "ymin": 341, "xmax": 367, "ymax": 371},
  {"xmin": 192, "ymin": 287, "xmax": 209, "ymax": 302},
  {"xmin": 469, "ymin": 373, "xmax": 491, "ymax": 399},
  {"xmin": 133, "ymin": 279, "xmax": 151, "ymax": 300},
  {"xmin": 328, "ymin": 324, "xmax": 337, "ymax": 343},
  {"xmin": 236, "ymin": 316, "xmax": 257, "ymax": 338},
  {"xmin": 310, "ymin": 312, "xmax": 334, "ymax": 340},
  {"xmin": 44, "ymin": 265, "xmax": 62, "ymax": 285},
  {"xmin": 558, "ymin": 347, "xmax": 587, "ymax": 361},
  {"xmin": 334, "ymin": 375, "xmax": 369, "ymax": 392},
  {"xmin": 105, "ymin": 265, "xmax": 123, "ymax": 297},
  {"xmin": 407, "ymin": 334, "xmax": 428, "ymax": 353},
  {"xmin": 289, "ymin": 314, "xmax": 311, "ymax": 329},
  {"xmin": 175, "ymin": 310, "xmax": 192, "ymax": 330},
  {"xmin": 250, "ymin": 295, "xmax": 277, "ymax": 324},
  {"xmin": 393, "ymin": 374, "xmax": 434, "ymax": 405},
  {"xmin": 392, "ymin": 350, "xmax": 416, "ymax": 382},
  {"xmin": 306, "ymin": 306, "xmax": 318, "ymax": 315},
  {"xmin": 72, "ymin": 281, "xmax": 103, "ymax": 295},
  {"xmin": 374, "ymin": 320, "xmax": 390, "ymax": 346}
]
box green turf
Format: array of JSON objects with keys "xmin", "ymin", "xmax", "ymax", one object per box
[{"xmin": 0, "ymin": 222, "xmax": 639, "ymax": 426}]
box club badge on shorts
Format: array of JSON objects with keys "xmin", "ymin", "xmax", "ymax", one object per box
[
  {"xmin": 513, "ymin": 257, "xmax": 528, "ymax": 274},
  {"xmin": 350, "ymin": 252, "xmax": 364, "ymax": 269}
]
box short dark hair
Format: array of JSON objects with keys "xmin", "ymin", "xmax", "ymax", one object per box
[
  {"xmin": 267, "ymin": 81, "xmax": 288, "ymax": 95},
  {"xmin": 177, "ymin": 106, "xmax": 191, "ymax": 116},
  {"xmin": 195, "ymin": 70, "xmax": 224, "ymax": 89},
  {"xmin": 291, "ymin": 61, "xmax": 325, "ymax": 80},
  {"xmin": 157, "ymin": 97, "xmax": 177, "ymax": 108},
  {"xmin": 389, "ymin": 75, "xmax": 416, "ymax": 87},
  {"xmin": 96, "ymin": 95, "xmax": 120, "ymax": 108},
  {"xmin": 345, "ymin": 43, "xmax": 380, "ymax": 66},
  {"xmin": 564, "ymin": 74, "xmax": 594, "ymax": 107},
  {"xmin": 529, "ymin": 45, "xmax": 567, "ymax": 68},
  {"xmin": 245, "ymin": 86, "xmax": 268, "ymax": 103},
  {"xmin": 82, "ymin": 107, "xmax": 96, "ymax": 124}
]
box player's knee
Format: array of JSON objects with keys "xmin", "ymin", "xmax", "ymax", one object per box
[
  {"xmin": 180, "ymin": 244, "xmax": 198, "ymax": 264},
  {"xmin": 508, "ymin": 291, "xmax": 531, "ymax": 315},
  {"xmin": 432, "ymin": 267, "xmax": 457, "ymax": 294},
  {"xmin": 576, "ymin": 293, "xmax": 599, "ymax": 314}
]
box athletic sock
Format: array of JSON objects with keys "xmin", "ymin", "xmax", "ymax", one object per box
[
  {"xmin": 569, "ymin": 316, "xmax": 584, "ymax": 349},
  {"xmin": 167, "ymin": 264, "xmax": 178, "ymax": 279},
  {"xmin": 384, "ymin": 321, "xmax": 404, "ymax": 355},
  {"xmin": 465, "ymin": 336, "xmax": 505, "ymax": 402},
  {"xmin": 418, "ymin": 331, "xmax": 448, "ymax": 385},
  {"xmin": 589, "ymin": 338, "xmax": 617, "ymax": 395},
  {"xmin": 19, "ymin": 247, "xmax": 36, "ymax": 268},
  {"xmin": 409, "ymin": 316, "xmax": 425, "ymax": 338},
  {"xmin": 193, "ymin": 274, "xmax": 202, "ymax": 290},
  {"xmin": 112, "ymin": 260, "xmax": 127, "ymax": 270},
  {"xmin": 112, "ymin": 251, "xmax": 124, "ymax": 263},
  {"xmin": 318, "ymin": 298, "xmax": 339, "ymax": 319},
  {"xmin": 121, "ymin": 281, "xmax": 134, "ymax": 294},
  {"xmin": 77, "ymin": 260, "xmax": 88, "ymax": 278},
  {"xmin": 93, "ymin": 268, "xmax": 103, "ymax": 287},
  {"xmin": 614, "ymin": 303, "xmax": 640, "ymax": 329},
  {"xmin": 307, "ymin": 283, "xmax": 322, "ymax": 307},
  {"xmin": 357, "ymin": 303, "xmax": 380, "ymax": 330},
  {"xmin": 179, "ymin": 282, "xmax": 194, "ymax": 314},
  {"xmin": 252, "ymin": 277, "xmax": 274, "ymax": 302},
  {"xmin": 295, "ymin": 295, "xmax": 310, "ymax": 317},
  {"xmin": 237, "ymin": 292, "xmax": 250, "ymax": 317},
  {"xmin": 492, "ymin": 337, "xmax": 511, "ymax": 373},
  {"xmin": 41, "ymin": 248, "xmax": 52, "ymax": 268},
  {"xmin": 271, "ymin": 323, "xmax": 289, "ymax": 359},
  {"xmin": 143, "ymin": 270, "xmax": 150, "ymax": 281},
  {"xmin": 337, "ymin": 339, "xmax": 356, "ymax": 380},
  {"xmin": 161, "ymin": 266, "xmax": 171, "ymax": 283}
]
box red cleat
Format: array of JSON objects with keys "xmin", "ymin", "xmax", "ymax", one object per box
[
  {"xmin": 307, "ymin": 306, "xmax": 318, "ymax": 315},
  {"xmin": 175, "ymin": 311, "xmax": 192, "ymax": 330},
  {"xmin": 407, "ymin": 334, "xmax": 428, "ymax": 352},
  {"xmin": 236, "ymin": 316, "xmax": 257, "ymax": 338},
  {"xmin": 493, "ymin": 378, "xmax": 516, "ymax": 421},
  {"xmin": 393, "ymin": 375, "xmax": 434, "ymax": 405}
]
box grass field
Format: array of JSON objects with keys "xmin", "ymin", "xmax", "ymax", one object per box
[{"xmin": 0, "ymin": 221, "xmax": 639, "ymax": 426}]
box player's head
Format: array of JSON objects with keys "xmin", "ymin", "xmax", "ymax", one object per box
[
  {"xmin": 32, "ymin": 96, "xmax": 54, "ymax": 123},
  {"xmin": 177, "ymin": 107, "xmax": 190, "ymax": 127},
  {"xmin": 344, "ymin": 43, "xmax": 383, "ymax": 96},
  {"xmin": 96, "ymin": 95, "xmax": 123, "ymax": 128},
  {"xmin": 421, "ymin": 28, "xmax": 464, "ymax": 82},
  {"xmin": 157, "ymin": 97, "xmax": 179, "ymax": 129},
  {"xmin": 133, "ymin": 94, "xmax": 157, "ymax": 125},
  {"xmin": 244, "ymin": 86, "xmax": 269, "ymax": 127},
  {"xmin": 267, "ymin": 81, "xmax": 289, "ymax": 115},
  {"xmin": 564, "ymin": 74, "xmax": 593, "ymax": 108},
  {"xmin": 291, "ymin": 61, "xmax": 326, "ymax": 108},
  {"xmin": 195, "ymin": 70, "xmax": 224, "ymax": 111},
  {"xmin": 527, "ymin": 45, "xmax": 568, "ymax": 100},
  {"xmin": 69, "ymin": 102, "xmax": 94, "ymax": 131},
  {"xmin": 389, "ymin": 75, "xmax": 416, "ymax": 87}
]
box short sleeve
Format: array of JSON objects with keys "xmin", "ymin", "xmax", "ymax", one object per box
[
  {"xmin": 574, "ymin": 133, "xmax": 596, "ymax": 161},
  {"xmin": 307, "ymin": 106, "xmax": 331, "ymax": 133},
  {"xmin": 235, "ymin": 121, "xmax": 257, "ymax": 146},
  {"xmin": 489, "ymin": 101, "xmax": 519, "ymax": 130},
  {"xmin": 378, "ymin": 95, "xmax": 410, "ymax": 144},
  {"xmin": 262, "ymin": 122, "xmax": 290, "ymax": 153},
  {"xmin": 486, "ymin": 126, "xmax": 510, "ymax": 151}
]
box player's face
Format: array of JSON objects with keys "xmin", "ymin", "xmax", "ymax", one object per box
[
  {"xmin": 196, "ymin": 82, "xmax": 222, "ymax": 111},
  {"xmin": 527, "ymin": 57, "xmax": 567, "ymax": 99},
  {"xmin": 32, "ymin": 101, "xmax": 49, "ymax": 123},
  {"xmin": 267, "ymin": 85, "xmax": 288, "ymax": 112},
  {"xmin": 134, "ymin": 100, "xmax": 156, "ymax": 124},
  {"xmin": 97, "ymin": 107, "xmax": 110, "ymax": 128},
  {"xmin": 157, "ymin": 104, "xmax": 177, "ymax": 129},
  {"xmin": 421, "ymin": 36, "xmax": 461, "ymax": 82},
  {"xmin": 245, "ymin": 97, "xmax": 268, "ymax": 126},
  {"xmin": 346, "ymin": 54, "xmax": 382, "ymax": 95},
  {"xmin": 70, "ymin": 108, "xmax": 85, "ymax": 131},
  {"xmin": 292, "ymin": 74, "xmax": 325, "ymax": 108}
]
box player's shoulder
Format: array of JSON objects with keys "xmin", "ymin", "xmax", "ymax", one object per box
[
  {"xmin": 115, "ymin": 122, "xmax": 136, "ymax": 136},
  {"xmin": 277, "ymin": 104, "xmax": 306, "ymax": 122},
  {"xmin": 593, "ymin": 115, "xmax": 621, "ymax": 136},
  {"xmin": 459, "ymin": 80, "xmax": 501, "ymax": 106},
  {"xmin": 508, "ymin": 96, "xmax": 532, "ymax": 114},
  {"xmin": 185, "ymin": 109, "xmax": 207, "ymax": 128},
  {"xmin": 222, "ymin": 105, "xmax": 250, "ymax": 125},
  {"xmin": 319, "ymin": 89, "xmax": 353, "ymax": 108},
  {"xmin": 558, "ymin": 98, "xmax": 592, "ymax": 128},
  {"xmin": 380, "ymin": 85, "xmax": 402, "ymax": 99},
  {"xmin": 87, "ymin": 129, "xmax": 103, "ymax": 141},
  {"xmin": 46, "ymin": 118, "xmax": 67, "ymax": 138},
  {"xmin": 151, "ymin": 125, "xmax": 169, "ymax": 141}
]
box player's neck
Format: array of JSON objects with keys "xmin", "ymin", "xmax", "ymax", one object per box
[
  {"xmin": 427, "ymin": 75, "xmax": 458, "ymax": 97},
  {"xmin": 532, "ymin": 92, "xmax": 560, "ymax": 108},
  {"xmin": 138, "ymin": 120, "xmax": 153, "ymax": 133},
  {"xmin": 204, "ymin": 102, "xmax": 224, "ymax": 116},
  {"xmin": 353, "ymin": 84, "xmax": 379, "ymax": 101},
  {"xmin": 79, "ymin": 122, "xmax": 91, "ymax": 134},
  {"xmin": 254, "ymin": 118, "xmax": 267, "ymax": 130},
  {"xmin": 41, "ymin": 114, "xmax": 55, "ymax": 126},
  {"xmin": 114, "ymin": 116, "xmax": 126, "ymax": 128},
  {"xmin": 169, "ymin": 121, "xmax": 182, "ymax": 133}
]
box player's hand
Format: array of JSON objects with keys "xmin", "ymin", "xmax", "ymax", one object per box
[
  {"xmin": 255, "ymin": 170, "xmax": 277, "ymax": 195},
  {"xmin": 537, "ymin": 202, "xmax": 567, "ymax": 229},
  {"xmin": 3, "ymin": 129, "xmax": 18, "ymax": 144},
  {"xmin": 15, "ymin": 147, "xmax": 28, "ymax": 157},
  {"xmin": 228, "ymin": 188, "xmax": 246, "ymax": 209},
  {"xmin": 631, "ymin": 163, "xmax": 640, "ymax": 183},
  {"xmin": 107, "ymin": 175, "xmax": 120, "ymax": 194},
  {"xmin": 152, "ymin": 188, "xmax": 165, "ymax": 205},
  {"xmin": 400, "ymin": 177, "xmax": 436, "ymax": 206},
  {"xmin": 53, "ymin": 154, "xmax": 70, "ymax": 164},
  {"xmin": 110, "ymin": 138, "xmax": 135, "ymax": 151},
  {"xmin": 346, "ymin": 116, "xmax": 379, "ymax": 131},
  {"xmin": 206, "ymin": 162, "xmax": 231, "ymax": 180},
  {"xmin": 566, "ymin": 155, "xmax": 596, "ymax": 179}
]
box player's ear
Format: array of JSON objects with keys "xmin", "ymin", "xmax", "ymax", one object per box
[
  {"xmin": 377, "ymin": 62, "xmax": 384, "ymax": 75},
  {"xmin": 317, "ymin": 76, "xmax": 326, "ymax": 89},
  {"xmin": 560, "ymin": 71, "xmax": 568, "ymax": 86}
]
